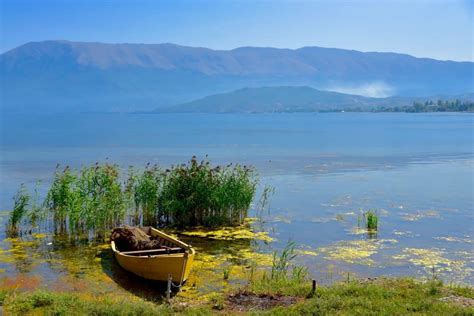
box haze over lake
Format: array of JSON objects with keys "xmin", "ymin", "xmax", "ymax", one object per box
[{"xmin": 1, "ymin": 112, "xmax": 472, "ymax": 283}]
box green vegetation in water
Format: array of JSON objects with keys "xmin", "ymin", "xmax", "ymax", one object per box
[
  {"xmin": 358, "ymin": 209, "xmax": 378, "ymax": 232},
  {"xmin": 7, "ymin": 185, "xmax": 30, "ymax": 236},
  {"xmin": 364, "ymin": 210, "xmax": 378, "ymax": 231},
  {"xmin": 7, "ymin": 157, "xmax": 258, "ymax": 236},
  {"xmin": 249, "ymin": 240, "xmax": 310, "ymax": 297}
]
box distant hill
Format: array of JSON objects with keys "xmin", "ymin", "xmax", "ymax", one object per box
[
  {"xmin": 1, "ymin": 40, "xmax": 473, "ymax": 113},
  {"xmin": 159, "ymin": 86, "xmax": 474, "ymax": 113}
]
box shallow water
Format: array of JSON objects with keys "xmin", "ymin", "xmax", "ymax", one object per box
[{"xmin": 0, "ymin": 112, "xmax": 473, "ymax": 296}]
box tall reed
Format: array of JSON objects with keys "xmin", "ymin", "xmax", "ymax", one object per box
[
  {"xmin": 363, "ymin": 210, "xmax": 379, "ymax": 231},
  {"xmin": 7, "ymin": 184, "xmax": 30, "ymax": 235},
  {"xmin": 7, "ymin": 158, "xmax": 259, "ymax": 236}
]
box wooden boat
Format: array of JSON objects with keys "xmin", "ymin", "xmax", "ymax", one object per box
[{"xmin": 111, "ymin": 226, "xmax": 195, "ymax": 283}]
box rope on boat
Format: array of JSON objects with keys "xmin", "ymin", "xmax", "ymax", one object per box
[{"xmin": 171, "ymin": 281, "xmax": 184, "ymax": 289}]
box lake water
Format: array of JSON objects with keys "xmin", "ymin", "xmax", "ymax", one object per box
[{"xmin": 0, "ymin": 112, "xmax": 473, "ymax": 291}]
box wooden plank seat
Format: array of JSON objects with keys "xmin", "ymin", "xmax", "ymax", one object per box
[{"xmin": 120, "ymin": 247, "xmax": 183, "ymax": 256}]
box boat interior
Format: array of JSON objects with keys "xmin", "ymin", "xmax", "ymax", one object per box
[{"xmin": 116, "ymin": 226, "xmax": 186, "ymax": 256}]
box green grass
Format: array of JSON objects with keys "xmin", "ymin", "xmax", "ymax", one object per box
[
  {"xmin": 274, "ymin": 278, "xmax": 474, "ymax": 316},
  {"xmin": 249, "ymin": 240, "xmax": 311, "ymax": 297},
  {"xmin": 2, "ymin": 279, "xmax": 472, "ymax": 315}
]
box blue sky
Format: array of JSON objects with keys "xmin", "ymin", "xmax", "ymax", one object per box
[{"xmin": 1, "ymin": 0, "xmax": 472, "ymax": 61}]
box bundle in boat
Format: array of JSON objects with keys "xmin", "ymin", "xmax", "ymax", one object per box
[
  {"xmin": 110, "ymin": 225, "xmax": 177, "ymax": 253},
  {"xmin": 110, "ymin": 226, "xmax": 195, "ymax": 283}
]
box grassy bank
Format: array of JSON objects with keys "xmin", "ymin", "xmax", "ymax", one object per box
[{"xmin": 1, "ymin": 278, "xmax": 472, "ymax": 315}]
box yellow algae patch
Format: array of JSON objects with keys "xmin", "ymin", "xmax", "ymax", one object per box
[
  {"xmin": 398, "ymin": 248, "xmax": 473, "ymax": 282},
  {"xmin": 319, "ymin": 239, "xmax": 397, "ymax": 266},
  {"xmin": 319, "ymin": 240, "xmax": 379, "ymax": 265},
  {"xmin": 236, "ymin": 248, "xmax": 274, "ymax": 266},
  {"xmin": 295, "ymin": 249, "xmax": 318, "ymax": 257},
  {"xmin": 193, "ymin": 247, "xmax": 273, "ymax": 269},
  {"xmin": 179, "ymin": 224, "xmax": 273, "ymax": 243},
  {"xmin": 392, "ymin": 254, "xmax": 409, "ymax": 260},
  {"xmin": 402, "ymin": 210, "xmax": 440, "ymax": 222},
  {"xmin": 272, "ymin": 215, "xmax": 292, "ymax": 224},
  {"xmin": 348, "ymin": 227, "xmax": 369, "ymax": 235},
  {"xmin": 95, "ymin": 244, "xmax": 111, "ymax": 250},
  {"xmin": 180, "ymin": 244, "xmax": 274, "ymax": 300},
  {"xmin": 434, "ymin": 236, "xmax": 473, "ymax": 244},
  {"xmin": 403, "ymin": 248, "xmax": 451, "ymax": 267},
  {"xmin": 244, "ymin": 217, "xmax": 259, "ymax": 224},
  {"xmin": 393, "ymin": 230, "xmax": 414, "ymax": 236},
  {"xmin": 32, "ymin": 233, "xmax": 47, "ymax": 239}
]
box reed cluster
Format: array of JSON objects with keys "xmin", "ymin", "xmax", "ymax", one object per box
[
  {"xmin": 363, "ymin": 210, "xmax": 379, "ymax": 231},
  {"xmin": 7, "ymin": 184, "xmax": 30, "ymax": 235},
  {"xmin": 7, "ymin": 157, "xmax": 258, "ymax": 236}
]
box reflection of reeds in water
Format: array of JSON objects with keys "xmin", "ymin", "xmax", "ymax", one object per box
[{"xmin": 8, "ymin": 157, "xmax": 258, "ymax": 238}]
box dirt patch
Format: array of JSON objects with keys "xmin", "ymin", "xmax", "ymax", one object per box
[
  {"xmin": 439, "ymin": 295, "xmax": 474, "ymax": 308},
  {"xmin": 226, "ymin": 291, "xmax": 299, "ymax": 312}
]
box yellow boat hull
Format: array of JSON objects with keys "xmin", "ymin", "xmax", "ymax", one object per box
[{"xmin": 111, "ymin": 227, "xmax": 195, "ymax": 283}]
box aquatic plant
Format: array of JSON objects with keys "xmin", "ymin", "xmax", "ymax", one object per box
[
  {"xmin": 362, "ymin": 210, "xmax": 378, "ymax": 231},
  {"xmin": 133, "ymin": 164, "xmax": 162, "ymax": 227},
  {"xmin": 250, "ymin": 240, "xmax": 309, "ymax": 296},
  {"xmin": 8, "ymin": 157, "xmax": 259, "ymax": 236},
  {"xmin": 223, "ymin": 265, "xmax": 231, "ymax": 280},
  {"xmin": 45, "ymin": 166, "xmax": 79, "ymax": 233},
  {"xmin": 158, "ymin": 157, "xmax": 257, "ymax": 227},
  {"xmin": 270, "ymin": 240, "xmax": 297, "ymax": 280},
  {"xmin": 27, "ymin": 182, "xmax": 46, "ymax": 229},
  {"xmin": 7, "ymin": 184, "xmax": 30, "ymax": 235}
]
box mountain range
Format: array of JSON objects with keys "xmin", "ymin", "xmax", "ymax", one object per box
[{"xmin": 1, "ymin": 40, "xmax": 473, "ymax": 113}]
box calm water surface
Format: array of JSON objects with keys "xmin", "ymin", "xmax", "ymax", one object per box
[{"xmin": 0, "ymin": 112, "xmax": 473, "ymax": 294}]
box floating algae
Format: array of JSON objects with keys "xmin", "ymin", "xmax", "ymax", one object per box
[
  {"xmin": 391, "ymin": 247, "xmax": 473, "ymax": 282},
  {"xmin": 348, "ymin": 227, "xmax": 370, "ymax": 235},
  {"xmin": 178, "ymin": 218, "xmax": 273, "ymax": 242},
  {"xmin": 319, "ymin": 239, "xmax": 398, "ymax": 265},
  {"xmin": 179, "ymin": 242, "xmax": 274, "ymax": 300},
  {"xmin": 434, "ymin": 236, "xmax": 473, "ymax": 244},
  {"xmin": 295, "ymin": 249, "xmax": 318, "ymax": 257},
  {"xmin": 401, "ymin": 210, "xmax": 440, "ymax": 222},
  {"xmin": 392, "ymin": 230, "xmax": 417, "ymax": 237},
  {"xmin": 320, "ymin": 241, "xmax": 377, "ymax": 265},
  {"xmin": 0, "ymin": 236, "xmax": 46, "ymax": 272},
  {"xmin": 271, "ymin": 215, "xmax": 292, "ymax": 224},
  {"xmin": 401, "ymin": 248, "xmax": 452, "ymax": 268}
]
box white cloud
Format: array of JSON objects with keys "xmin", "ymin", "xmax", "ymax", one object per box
[{"xmin": 325, "ymin": 82, "xmax": 395, "ymax": 98}]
